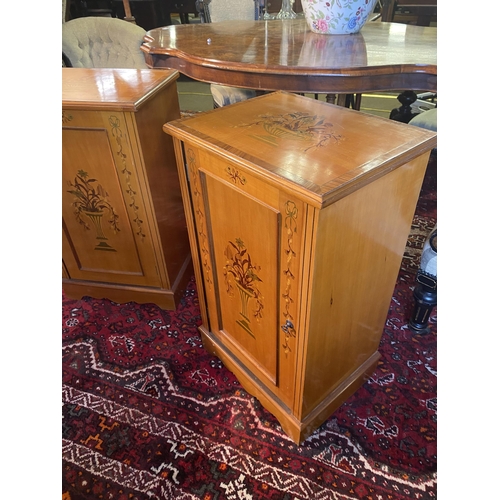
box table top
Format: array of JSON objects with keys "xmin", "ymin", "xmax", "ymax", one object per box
[
  {"xmin": 62, "ymin": 68, "xmax": 179, "ymax": 111},
  {"xmin": 142, "ymin": 19, "xmax": 437, "ymax": 94}
]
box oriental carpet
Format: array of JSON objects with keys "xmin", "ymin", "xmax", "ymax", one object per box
[{"xmin": 62, "ymin": 155, "xmax": 437, "ymax": 500}]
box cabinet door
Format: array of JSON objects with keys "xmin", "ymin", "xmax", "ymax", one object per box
[
  {"xmin": 62, "ymin": 110, "xmax": 161, "ymax": 287},
  {"xmin": 185, "ymin": 146, "xmax": 307, "ymax": 408}
]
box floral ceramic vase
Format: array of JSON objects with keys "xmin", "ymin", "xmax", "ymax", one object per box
[{"xmin": 301, "ymin": 0, "xmax": 378, "ymax": 35}]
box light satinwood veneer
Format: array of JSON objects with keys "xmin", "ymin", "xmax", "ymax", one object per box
[
  {"xmin": 62, "ymin": 68, "xmax": 192, "ymax": 310},
  {"xmin": 165, "ymin": 92, "xmax": 437, "ymax": 443}
]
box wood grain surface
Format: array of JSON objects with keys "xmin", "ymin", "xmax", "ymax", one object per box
[{"xmin": 143, "ymin": 20, "xmax": 437, "ymax": 93}]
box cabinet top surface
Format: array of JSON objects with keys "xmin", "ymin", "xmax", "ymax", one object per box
[
  {"xmin": 62, "ymin": 68, "xmax": 179, "ymax": 111},
  {"xmin": 164, "ymin": 92, "xmax": 437, "ymax": 205}
]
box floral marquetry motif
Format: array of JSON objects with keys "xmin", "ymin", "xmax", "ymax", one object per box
[
  {"xmin": 187, "ymin": 148, "xmax": 213, "ymax": 289},
  {"xmin": 108, "ymin": 115, "xmax": 146, "ymax": 240},
  {"xmin": 237, "ymin": 112, "xmax": 343, "ymax": 151},
  {"xmin": 67, "ymin": 170, "xmax": 120, "ymax": 252},
  {"xmin": 223, "ymin": 238, "xmax": 264, "ymax": 337},
  {"xmin": 281, "ymin": 200, "xmax": 298, "ymax": 355},
  {"xmin": 62, "ymin": 112, "xmax": 73, "ymax": 124},
  {"xmin": 225, "ymin": 166, "xmax": 246, "ymax": 185}
]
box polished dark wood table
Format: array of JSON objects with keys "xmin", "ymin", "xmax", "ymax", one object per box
[{"xmin": 141, "ymin": 19, "xmax": 437, "ymax": 94}]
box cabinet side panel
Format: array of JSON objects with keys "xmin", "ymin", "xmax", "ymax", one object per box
[
  {"xmin": 203, "ymin": 172, "xmax": 280, "ymax": 387},
  {"xmin": 134, "ymin": 83, "xmax": 192, "ymax": 290},
  {"xmin": 301, "ymin": 155, "xmax": 428, "ymax": 418}
]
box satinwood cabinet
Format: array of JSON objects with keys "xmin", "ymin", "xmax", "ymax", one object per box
[
  {"xmin": 164, "ymin": 92, "xmax": 437, "ymax": 443},
  {"xmin": 62, "ymin": 68, "xmax": 192, "ymax": 310}
]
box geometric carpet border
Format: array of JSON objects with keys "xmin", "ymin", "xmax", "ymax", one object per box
[{"xmin": 63, "ymin": 338, "xmax": 436, "ymax": 500}]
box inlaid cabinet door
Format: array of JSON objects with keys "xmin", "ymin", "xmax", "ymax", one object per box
[
  {"xmin": 62, "ymin": 110, "xmax": 161, "ymax": 287},
  {"xmin": 184, "ymin": 146, "xmax": 307, "ymax": 408}
]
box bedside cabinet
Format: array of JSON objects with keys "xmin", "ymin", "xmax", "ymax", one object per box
[
  {"xmin": 62, "ymin": 68, "xmax": 192, "ymax": 310},
  {"xmin": 164, "ymin": 92, "xmax": 437, "ymax": 443}
]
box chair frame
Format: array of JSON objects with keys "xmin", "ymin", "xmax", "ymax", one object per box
[{"xmin": 195, "ymin": 0, "xmax": 211, "ymax": 23}]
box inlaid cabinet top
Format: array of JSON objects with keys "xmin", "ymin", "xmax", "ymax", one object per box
[
  {"xmin": 62, "ymin": 68, "xmax": 179, "ymax": 111},
  {"xmin": 164, "ymin": 91, "xmax": 437, "ymax": 207}
]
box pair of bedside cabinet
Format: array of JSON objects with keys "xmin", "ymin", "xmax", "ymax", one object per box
[
  {"xmin": 62, "ymin": 68, "xmax": 192, "ymax": 310},
  {"xmin": 164, "ymin": 92, "xmax": 437, "ymax": 443},
  {"xmin": 63, "ymin": 70, "xmax": 437, "ymax": 443}
]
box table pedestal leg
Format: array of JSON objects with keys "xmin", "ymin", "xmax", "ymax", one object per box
[
  {"xmin": 390, "ymin": 90, "xmax": 419, "ymax": 123},
  {"xmin": 326, "ymin": 93, "xmax": 362, "ymax": 110},
  {"xmin": 326, "ymin": 94, "xmax": 337, "ymax": 105}
]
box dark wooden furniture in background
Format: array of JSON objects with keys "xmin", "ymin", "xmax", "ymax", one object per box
[
  {"xmin": 381, "ymin": 0, "xmax": 437, "ymax": 26},
  {"xmin": 267, "ymin": 0, "xmax": 303, "ymax": 13},
  {"xmin": 111, "ymin": 0, "xmax": 199, "ymax": 30},
  {"xmin": 112, "ymin": 0, "xmax": 164, "ymax": 30},
  {"xmin": 68, "ymin": 0, "xmax": 117, "ymax": 18},
  {"xmin": 68, "ymin": 0, "xmax": 199, "ymax": 30},
  {"xmin": 164, "ymin": 91, "xmax": 437, "ymax": 443},
  {"xmin": 142, "ymin": 20, "xmax": 437, "ymax": 95},
  {"xmin": 164, "ymin": 0, "xmax": 199, "ymax": 24},
  {"xmin": 62, "ymin": 68, "xmax": 192, "ymax": 310}
]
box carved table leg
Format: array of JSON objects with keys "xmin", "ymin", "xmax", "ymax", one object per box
[
  {"xmin": 326, "ymin": 94, "xmax": 337, "ymax": 105},
  {"xmin": 390, "ymin": 90, "xmax": 420, "ymax": 123},
  {"xmin": 325, "ymin": 93, "xmax": 362, "ymax": 110}
]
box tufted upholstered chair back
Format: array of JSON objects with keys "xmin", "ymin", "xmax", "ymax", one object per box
[
  {"xmin": 409, "ymin": 107, "xmax": 437, "ymax": 133},
  {"xmin": 205, "ymin": 0, "xmax": 256, "ymax": 22},
  {"xmin": 62, "ymin": 17, "xmax": 148, "ymax": 69}
]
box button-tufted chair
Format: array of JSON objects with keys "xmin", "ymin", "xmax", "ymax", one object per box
[
  {"xmin": 62, "ymin": 16, "xmax": 148, "ymax": 68},
  {"xmin": 409, "ymin": 107, "xmax": 437, "ymax": 133}
]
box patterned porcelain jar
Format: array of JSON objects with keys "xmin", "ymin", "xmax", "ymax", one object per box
[{"xmin": 301, "ymin": 0, "xmax": 377, "ymax": 35}]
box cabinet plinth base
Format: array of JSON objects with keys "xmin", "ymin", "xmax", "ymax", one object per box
[
  {"xmin": 63, "ymin": 257, "xmax": 192, "ymax": 310},
  {"xmin": 200, "ymin": 326, "xmax": 380, "ymax": 444}
]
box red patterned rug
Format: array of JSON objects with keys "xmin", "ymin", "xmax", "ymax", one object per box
[{"xmin": 62, "ymin": 155, "xmax": 437, "ymax": 500}]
